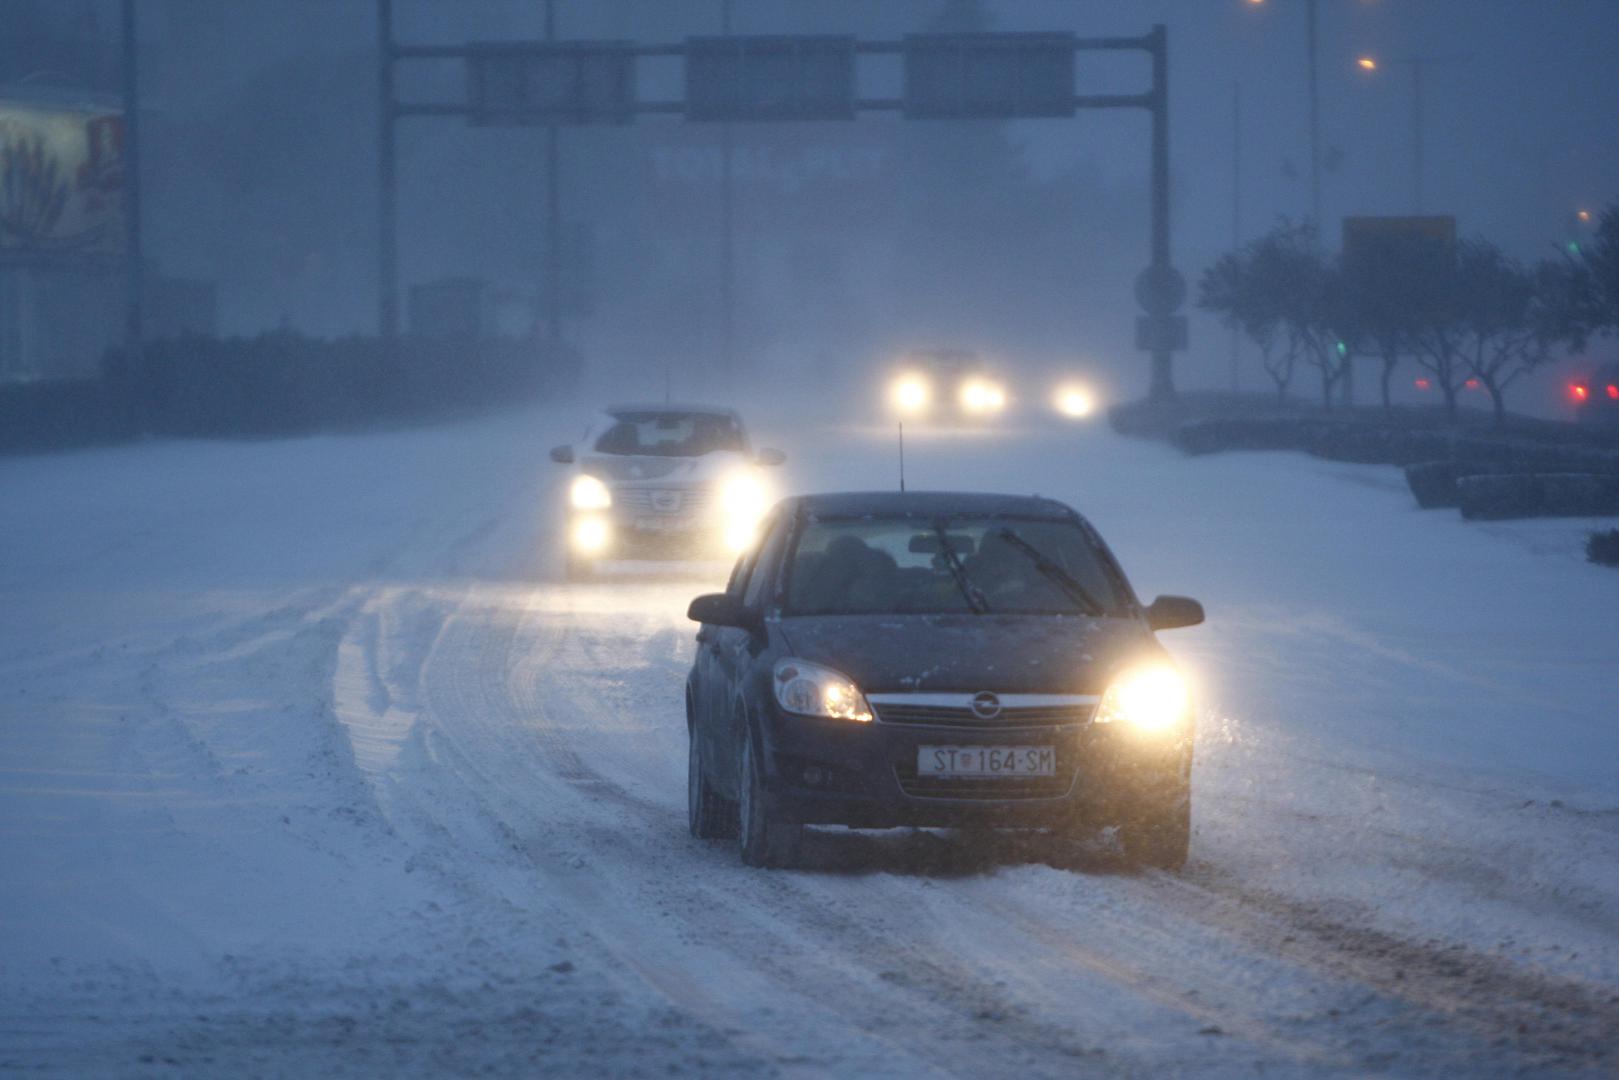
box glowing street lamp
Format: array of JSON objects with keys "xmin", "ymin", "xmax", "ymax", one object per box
[{"xmin": 1355, "ymin": 51, "xmax": 1470, "ymax": 212}]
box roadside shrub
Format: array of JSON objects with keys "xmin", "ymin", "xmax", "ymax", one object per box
[{"xmin": 1588, "ymin": 529, "xmax": 1619, "ymax": 567}]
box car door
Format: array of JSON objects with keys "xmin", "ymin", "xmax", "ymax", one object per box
[
  {"xmin": 710, "ymin": 512, "xmax": 787, "ymax": 793},
  {"xmin": 694, "ymin": 533, "xmax": 764, "ymax": 793}
]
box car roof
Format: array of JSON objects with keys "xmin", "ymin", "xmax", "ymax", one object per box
[
  {"xmin": 603, "ymin": 403, "xmax": 742, "ymax": 419},
  {"xmin": 787, "ymin": 491, "xmax": 1077, "ymax": 519}
]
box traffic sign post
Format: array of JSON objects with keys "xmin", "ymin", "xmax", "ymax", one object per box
[{"xmin": 377, "ymin": 17, "xmax": 1185, "ymax": 396}]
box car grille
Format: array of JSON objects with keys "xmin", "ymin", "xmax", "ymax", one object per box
[
  {"xmin": 613, "ymin": 485, "xmax": 713, "ymax": 515},
  {"xmin": 873, "ymin": 703, "xmax": 1095, "ymax": 730}
]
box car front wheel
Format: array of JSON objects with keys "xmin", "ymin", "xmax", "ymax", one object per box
[
  {"xmin": 1115, "ymin": 787, "xmax": 1190, "ymax": 871},
  {"xmin": 688, "ymin": 726, "xmax": 736, "ymax": 840},
  {"xmin": 738, "ymin": 737, "xmax": 800, "ymax": 869}
]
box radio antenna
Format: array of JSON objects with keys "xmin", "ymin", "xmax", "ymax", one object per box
[{"xmin": 898, "ymin": 421, "xmax": 906, "ymax": 492}]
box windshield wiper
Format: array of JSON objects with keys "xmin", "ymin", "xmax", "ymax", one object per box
[
  {"xmin": 994, "ymin": 528, "xmax": 1105, "ymax": 616},
  {"xmin": 933, "ymin": 522, "xmax": 989, "ymax": 614}
]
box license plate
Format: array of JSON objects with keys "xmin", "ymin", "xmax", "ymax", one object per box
[
  {"xmin": 917, "ymin": 745, "xmax": 1055, "ymax": 778},
  {"xmin": 634, "ymin": 514, "xmax": 697, "ymax": 532}
]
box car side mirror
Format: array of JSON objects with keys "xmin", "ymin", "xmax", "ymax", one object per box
[
  {"xmin": 1145, "ymin": 595, "xmax": 1204, "ymax": 631},
  {"xmin": 549, "ymin": 444, "xmax": 574, "ymax": 465},
  {"xmin": 687, "ymin": 593, "xmax": 763, "ymax": 635},
  {"xmin": 756, "ymin": 447, "xmax": 786, "ymax": 467}
]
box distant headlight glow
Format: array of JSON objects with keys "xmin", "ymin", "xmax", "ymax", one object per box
[
  {"xmin": 1094, "ymin": 666, "xmax": 1190, "ymax": 734},
  {"xmin": 891, "ymin": 373, "xmax": 931, "ymax": 415},
  {"xmin": 1055, "ymin": 385, "xmax": 1095, "ymax": 419},
  {"xmin": 960, "ymin": 378, "xmax": 1006, "ymax": 413},
  {"xmin": 569, "ymin": 474, "xmax": 612, "ymax": 510},
  {"xmin": 773, "ymin": 658, "xmax": 873, "ymax": 722}
]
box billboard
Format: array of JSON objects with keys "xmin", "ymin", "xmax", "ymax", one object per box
[{"xmin": 0, "ymin": 100, "xmax": 124, "ymax": 255}]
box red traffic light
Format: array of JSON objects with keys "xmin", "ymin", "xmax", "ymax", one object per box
[
  {"xmin": 1464, "ymin": 378, "xmax": 1481, "ymax": 391},
  {"xmin": 1572, "ymin": 383, "xmax": 1590, "ymax": 402},
  {"xmin": 1608, "ymin": 384, "xmax": 1619, "ymax": 400},
  {"xmin": 1414, "ymin": 378, "xmax": 1431, "ymax": 391}
]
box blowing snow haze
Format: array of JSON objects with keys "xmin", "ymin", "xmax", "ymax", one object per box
[{"xmin": 3, "ymin": 2, "xmax": 1619, "ymax": 1078}]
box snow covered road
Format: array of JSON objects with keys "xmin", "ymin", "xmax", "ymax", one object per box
[{"xmin": 3, "ymin": 404, "xmax": 1616, "ymax": 1077}]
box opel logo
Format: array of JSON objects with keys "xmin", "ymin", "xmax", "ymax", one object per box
[
  {"xmin": 970, "ymin": 691, "xmax": 1002, "ymax": 720},
  {"xmin": 652, "ymin": 490, "xmax": 682, "ymax": 512}
]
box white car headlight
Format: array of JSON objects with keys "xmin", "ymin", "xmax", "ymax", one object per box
[
  {"xmin": 773, "ymin": 659, "xmax": 873, "ymax": 723},
  {"xmin": 570, "ymin": 474, "xmax": 612, "ymax": 510},
  {"xmin": 721, "ymin": 470, "xmax": 770, "ymax": 552},
  {"xmin": 960, "ymin": 378, "xmax": 1006, "ymax": 413},
  {"xmin": 891, "ymin": 373, "xmax": 931, "ymax": 414},
  {"xmin": 1094, "ymin": 666, "xmax": 1190, "ymax": 734},
  {"xmin": 1055, "ymin": 384, "xmax": 1095, "ymax": 418}
]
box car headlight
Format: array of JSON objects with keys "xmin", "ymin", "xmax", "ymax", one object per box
[
  {"xmin": 1094, "ymin": 666, "xmax": 1190, "ymax": 734},
  {"xmin": 960, "ymin": 378, "xmax": 1006, "ymax": 413},
  {"xmin": 772, "ymin": 659, "xmax": 873, "ymax": 723},
  {"xmin": 570, "ymin": 474, "xmax": 612, "ymax": 510},
  {"xmin": 1055, "ymin": 384, "xmax": 1095, "ymax": 418},
  {"xmin": 890, "ymin": 373, "xmax": 931, "ymax": 415},
  {"xmin": 721, "ymin": 470, "xmax": 770, "ymax": 552}
]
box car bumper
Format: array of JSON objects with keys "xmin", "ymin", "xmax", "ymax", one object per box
[
  {"xmin": 754, "ymin": 705, "xmax": 1190, "ymax": 829},
  {"xmin": 567, "ymin": 511, "xmax": 733, "ymax": 560}
]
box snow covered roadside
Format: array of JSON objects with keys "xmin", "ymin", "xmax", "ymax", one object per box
[
  {"xmin": 0, "ymin": 410, "xmax": 765, "ymax": 1076},
  {"xmin": 1, "ymin": 402, "xmax": 1616, "ymax": 1077}
]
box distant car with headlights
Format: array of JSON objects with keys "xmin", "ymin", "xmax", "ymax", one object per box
[
  {"xmin": 684, "ymin": 491, "xmax": 1204, "ymax": 869},
  {"xmin": 1571, "ymin": 363, "xmax": 1619, "ymax": 425},
  {"xmin": 888, "ymin": 350, "xmax": 1008, "ymax": 422},
  {"xmin": 549, "ymin": 405, "xmax": 785, "ymax": 579}
]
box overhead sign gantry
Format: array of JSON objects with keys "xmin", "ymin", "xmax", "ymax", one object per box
[{"xmin": 378, "ymin": 16, "xmax": 1186, "ymax": 399}]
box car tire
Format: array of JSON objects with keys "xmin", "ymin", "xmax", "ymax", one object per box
[
  {"xmin": 1116, "ymin": 788, "xmax": 1190, "ymax": 871},
  {"xmin": 738, "ymin": 737, "xmax": 800, "ymax": 869},
  {"xmin": 688, "ymin": 725, "xmax": 736, "ymax": 840}
]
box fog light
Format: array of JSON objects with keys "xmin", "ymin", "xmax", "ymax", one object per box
[{"xmin": 571, "ymin": 516, "xmax": 609, "ymax": 554}]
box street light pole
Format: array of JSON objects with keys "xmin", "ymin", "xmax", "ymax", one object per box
[
  {"xmin": 1358, "ymin": 53, "xmax": 1470, "ymax": 213},
  {"xmin": 719, "ymin": 0, "xmax": 734, "ymax": 384},
  {"xmin": 1305, "ymin": 0, "xmax": 1321, "ymax": 228}
]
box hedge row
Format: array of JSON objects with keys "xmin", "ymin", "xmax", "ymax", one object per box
[
  {"xmin": 0, "ymin": 333, "xmax": 578, "ymax": 456},
  {"xmin": 1110, "ymin": 396, "xmax": 1619, "ymax": 526}
]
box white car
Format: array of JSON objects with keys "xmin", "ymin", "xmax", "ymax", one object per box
[{"xmin": 549, "ymin": 404, "xmax": 786, "ymax": 579}]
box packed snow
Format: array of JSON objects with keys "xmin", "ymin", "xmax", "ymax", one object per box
[{"xmin": 2, "ymin": 402, "xmax": 1616, "ymax": 1077}]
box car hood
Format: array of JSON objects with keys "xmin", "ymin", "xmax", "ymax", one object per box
[
  {"xmin": 772, "ymin": 613, "xmax": 1159, "ymax": 695},
  {"xmin": 580, "ymin": 452, "xmax": 749, "ymax": 483}
]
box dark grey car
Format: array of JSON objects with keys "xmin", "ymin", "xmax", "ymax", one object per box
[{"xmin": 684, "ymin": 491, "xmax": 1205, "ymax": 869}]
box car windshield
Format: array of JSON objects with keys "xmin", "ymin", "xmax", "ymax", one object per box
[
  {"xmin": 783, "ymin": 514, "xmax": 1123, "ymax": 616},
  {"xmin": 592, "ymin": 411, "xmax": 745, "ymax": 457}
]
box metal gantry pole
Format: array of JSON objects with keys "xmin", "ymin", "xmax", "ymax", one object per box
[
  {"xmin": 377, "ymin": 0, "xmax": 399, "ymax": 337},
  {"xmin": 1305, "ymin": 0, "xmax": 1321, "ymax": 228},
  {"xmin": 1147, "ymin": 24, "xmax": 1174, "ymax": 402},
  {"xmin": 719, "ymin": 0, "xmax": 735, "ymax": 383},
  {"xmin": 544, "ymin": 0, "xmax": 562, "ymax": 344},
  {"xmin": 120, "ymin": 0, "xmax": 143, "ymax": 349}
]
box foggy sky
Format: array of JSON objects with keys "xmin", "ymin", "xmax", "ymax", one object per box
[{"xmin": 14, "ymin": 0, "xmax": 1618, "ymax": 404}]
